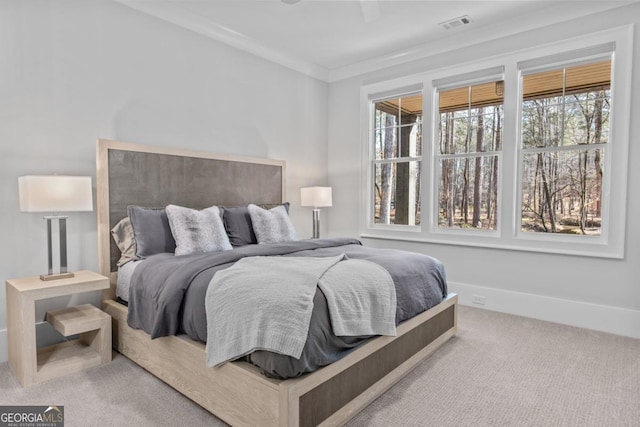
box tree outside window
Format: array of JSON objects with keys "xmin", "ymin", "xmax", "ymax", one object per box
[
  {"xmin": 520, "ymin": 60, "xmax": 610, "ymax": 235},
  {"xmin": 437, "ymin": 80, "xmax": 504, "ymax": 230},
  {"xmin": 372, "ymin": 94, "xmax": 422, "ymax": 226}
]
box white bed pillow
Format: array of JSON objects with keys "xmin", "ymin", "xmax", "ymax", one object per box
[
  {"xmin": 165, "ymin": 204, "xmax": 232, "ymax": 256},
  {"xmin": 247, "ymin": 204, "xmax": 297, "ymax": 244}
]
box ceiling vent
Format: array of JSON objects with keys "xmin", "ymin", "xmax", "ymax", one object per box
[{"xmin": 439, "ymin": 15, "xmax": 472, "ymax": 30}]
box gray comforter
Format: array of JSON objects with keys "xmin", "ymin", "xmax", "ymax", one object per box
[{"xmin": 127, "ymin": 238, "xmax": 447, "ymax": 379}]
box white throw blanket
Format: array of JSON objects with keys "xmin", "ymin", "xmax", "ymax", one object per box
[
  {"xmin": 205, "ymin": 255, "xmax": 396, "ymax": 367},
  {"xmin": 318, "ymin": 259, "xmax": 396, "ymax": 337}
]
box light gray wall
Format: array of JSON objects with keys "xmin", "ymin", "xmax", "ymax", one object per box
[
  {"xmin": 0, "ymin": 0, "xmax": 328, "ymax": 361},
  {"xmin": 327, "ymin": 3, "xmax": 640, "ymax": 337}
]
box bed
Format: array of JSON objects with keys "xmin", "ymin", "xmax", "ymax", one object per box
[{"xmin": 97, "ymin": 139, "xmax": 458, "ymax": 426}]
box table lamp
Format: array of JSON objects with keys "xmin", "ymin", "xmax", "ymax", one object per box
[
  {"xmin": 300, "ymin": 186, "xmax": 332, "ymax": 239},
  {"xmin": 19, "ymin": 175, "xmax": 93, "ymax": 281}
]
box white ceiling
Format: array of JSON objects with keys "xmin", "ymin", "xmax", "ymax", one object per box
[{"xmin": 117, "ymin": 0, "xmax": 634, "ymax": 82}]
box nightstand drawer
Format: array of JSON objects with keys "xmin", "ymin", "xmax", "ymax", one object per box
[{"xmin": 46, "ymin": 304, "xmax": 110, "ymax": 337}]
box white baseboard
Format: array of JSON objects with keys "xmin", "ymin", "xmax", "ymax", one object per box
[{"xmin": 450, "ymin": 281, "xmax": 640, "ymax": 339}]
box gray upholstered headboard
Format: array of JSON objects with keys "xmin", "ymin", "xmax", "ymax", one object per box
[{"xmin": 96, "ymin": 139, "xmax": 285, "ymax": 291}]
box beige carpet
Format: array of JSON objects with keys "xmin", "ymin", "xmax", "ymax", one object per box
[{"xmin": 1, "ymin": 306, "xmax": 638, "ymax": 427}]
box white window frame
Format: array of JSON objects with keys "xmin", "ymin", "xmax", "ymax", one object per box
[
  {"xmin": 359, "ymin": 26, "xmax": 632, "ymax": 259},
  {"xmin": 431, "ymin": 67, "xmax": 505, "ymax": 238},
  {"xmin": 364, "ymin": 84, "xmax": 424, "ymax": 233},
  {"xmin": 516, "ymin": 48, "xmax": 614, "ymax": 245}
]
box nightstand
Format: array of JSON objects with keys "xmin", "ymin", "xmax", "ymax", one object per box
[{"xmin": 5, "ymin": 270, "xmax": 112, "ymax": 386}]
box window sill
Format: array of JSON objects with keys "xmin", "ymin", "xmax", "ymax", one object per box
[{"xmin": 359, "ymin": 231, "xmax": 623, "ymax": 259}]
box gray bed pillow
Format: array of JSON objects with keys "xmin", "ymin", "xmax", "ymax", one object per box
[
  {"xmin": 223, "ymin": 206, "xmax": 257, "ymax": 246},
  {"xmin": 247, "ymin": 204, "xmax": 297, "ymax": 244},
  {"xmin": 166, "ymin": 204, "xmax": 232, "ymax": 256},
  {"xmin": 110, "ymin": 216, "xmax": 137, "ymax": 266},
  {"xmin": 127, "ymin": 206, "xmax": 176, "ymax": 258},
  {"xmin": 223, "ymin": 203, "xmax": 290, "ymax": 246}
]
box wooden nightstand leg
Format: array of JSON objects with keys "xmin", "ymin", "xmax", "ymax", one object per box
[
  {"xmin": 100, "ymin": 320, "xmax": 113, "ymax": 363},
  {"xmin": 6, "ymin": 286, "xmax": 37, "ymax": 387},
  {"xmin": 79, "ymin": 320, "xmax": 112, "ymax": 363},
  {"xmin": 22, "ymin": 301, "xmax": 37, "ymax": 386}
]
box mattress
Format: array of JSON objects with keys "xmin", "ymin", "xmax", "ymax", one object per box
[
  {"xmin": 116, "ymin": 259, "xmax": 141, "ymax": 302},
  {"xmin": 124, "ymin": 238, "xmax": 448, "ymax": 379}
]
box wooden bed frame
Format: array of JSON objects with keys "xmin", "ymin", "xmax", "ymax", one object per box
[{"xmin": 97, "ymin": 139, "xmax": 457, "ymax": 426}]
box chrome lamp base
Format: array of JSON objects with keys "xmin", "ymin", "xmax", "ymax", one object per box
[
  {"xmin": 41, "ymin": 215, "xmax": 72, "ymax": 281},
  {"xmin": 312, "ymin": 208, "xmax": 320, "ymax": 239}
]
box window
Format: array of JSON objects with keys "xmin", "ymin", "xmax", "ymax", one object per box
[
  {"xmin": 371, "ymin": 93, "xmax": 422, "ymax": 226},
  {"xmin": 361, "ymin": 27, "xmax": 631, "ymax": 258},
  {"xmin": 437, "ymin": 80, "xmax": 504, "ymax": 231},
  {"xmin": 519, "ymin": 60, "xmax": 610, "ymax": 236}
]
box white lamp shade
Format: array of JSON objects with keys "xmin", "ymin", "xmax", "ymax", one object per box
[
  {"xmin": 300, "ymin": 186, "xmax": 332, "ymax": 208},
  {"xmin": 19, "ymin": 175, "xmax": 93, "ymax": 212}
]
